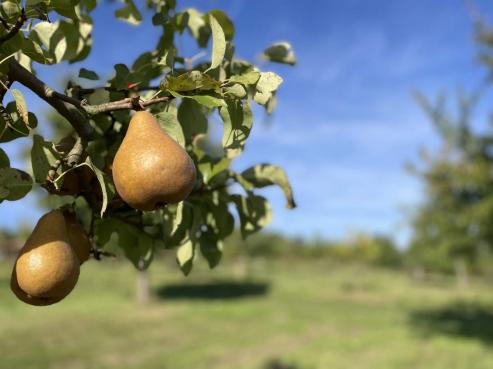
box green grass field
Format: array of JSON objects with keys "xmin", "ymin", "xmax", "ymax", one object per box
[{"xmin": 1, "ymin": 258, "xmax": 493, "ymax": 369}]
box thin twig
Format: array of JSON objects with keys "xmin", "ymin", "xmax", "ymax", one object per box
[
  {"xmin": 82, "ymin": 95, "xmax": 173, "ymax": 114},
  {"xmin": 64, "ymin": 135, "xmax": 85, "ymax": 167}
]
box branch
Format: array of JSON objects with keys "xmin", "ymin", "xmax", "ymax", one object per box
[
  {"xmin": 7, "ymin": 59, "xmax": 94, "ymax": 139},
  {"xmin": 7, "ymin": 60, "xmax": 173, "ymax": 136},
  {"xmin": 0, "ymin": 8, "xmax": 26, "ymax": 45},
  {"xmin": 81, "ymin": 95, "xmax": 173, "ymax": 114},
  {"xmin": 64, "ymin": 135, "xmax": 85, "ymax": 167}
]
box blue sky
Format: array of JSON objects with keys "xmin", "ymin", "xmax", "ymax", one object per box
[{"xmin": 2, "ymin": 0, "xmax": 493, "ymax": 246}]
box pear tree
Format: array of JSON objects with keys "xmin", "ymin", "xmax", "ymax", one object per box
[{"xmin": 0, "ymin": 0, "xmax": 296, "ymax": 304}]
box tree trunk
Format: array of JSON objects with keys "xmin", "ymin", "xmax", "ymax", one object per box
[
  {"xmin": 136, "ymin": 269, "xmax": 150, "ymax": 305},
  {"xmin": 454, "ymin": 257, "xmax": 469, "ymax": 289}
]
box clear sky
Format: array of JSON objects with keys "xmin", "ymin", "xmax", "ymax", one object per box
[{"xmin": 2, "ymin": 0, "xmax": 493, "ymax": 246}]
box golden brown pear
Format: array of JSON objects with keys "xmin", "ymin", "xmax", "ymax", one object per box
[
  {"xmin": 12, "ymin": 210, "xmax": 80, "ymax": 305},
  {"xmin": 10, "ymin": 266, "xmax": 64, "ymax": 306},
  {"xmin": 112, "ymin": 111, "xmax": 196, "ymax": 210},
  {"xmin": 63, "ymin": 211, "xmax": 91, "ymax": 264}
]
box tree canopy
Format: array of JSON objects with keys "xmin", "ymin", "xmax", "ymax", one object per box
[{"xmin": 0, "ymin": 0, "xmax": 296, "ymax": 275}]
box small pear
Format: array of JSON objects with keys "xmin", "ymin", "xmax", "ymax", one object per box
[
  {"xmin": 63, "ymin": 211, "xmax": 91, "ymax": 264},
  {"xmin": 12, "ymin": 210, "xmax": 80, "ymax": 305},
  {"xmin": 112, "ymin": 111, "xmax": 196, "ymax": 211}
]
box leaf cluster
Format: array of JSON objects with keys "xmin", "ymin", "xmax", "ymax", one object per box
[{"xmin": 0, "ymin": 0, "xmax": 297, "ymax": 274}]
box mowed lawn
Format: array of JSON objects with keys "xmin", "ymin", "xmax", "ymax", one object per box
[{"xmin": 1, "ymin": 258, "xmax": 493, "ymax": 369}]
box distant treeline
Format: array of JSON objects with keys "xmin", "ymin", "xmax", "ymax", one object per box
[
  {"xmin": 223, "ymin": 231, "xmax": 403, "ymax": 268},
  {"xmin": 0, "ymin": 227, "xmax": 404, "ymax": 268}
]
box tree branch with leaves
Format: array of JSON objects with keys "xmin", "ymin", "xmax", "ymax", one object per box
[{"xmin": 0, "ymin": 0, "xmax": 297, "ymax": 305}]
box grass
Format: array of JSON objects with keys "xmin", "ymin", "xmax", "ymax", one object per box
[{"xmin": 1, "ymin": 258, "xmax": 493, "ymax": 369}]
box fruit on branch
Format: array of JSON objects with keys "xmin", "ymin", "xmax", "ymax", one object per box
[
  {"xmin": 63, "ymin": 211, "xmax": 91, "ymax": 264},
  {"xmin": 112, "ymin": 111, "xmax": 196, "ymax": 211},
  {"xmin": 11, "ymin": 210, "xmax": 81, "ymax": 306},
  {"xmin": 10, "ymin": 266, "xmax": 65, "ymax": 306}
]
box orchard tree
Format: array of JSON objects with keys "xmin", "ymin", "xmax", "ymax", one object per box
[
  {"xmin": 408, "ymin": 22, "xmax": 493, "ymax": 280},
  {"xmin": 0, "ymin": 0, "xmax": 297, "ymax": 305}
]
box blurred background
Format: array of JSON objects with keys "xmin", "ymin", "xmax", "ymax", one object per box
[{"xmin": 3, "ymin": 0, "xmax": 493, "ymax": 368}]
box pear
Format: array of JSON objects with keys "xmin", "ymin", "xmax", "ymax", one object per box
[
  {"xmin": 10, "ymin": 265, "xmax": 64, "ymax": 306},
  {"xmin": 112, "ymin": 111, "xmax": 196, "ymax": 211},
  {"xmin": 63, "ymin": 211, "xmax": 91, "ymax": 264},
  {"xmin": 12, "ymin": 210, "xmax": 80, "ymax": 305}
]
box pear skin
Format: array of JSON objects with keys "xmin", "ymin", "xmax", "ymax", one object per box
[
  {"xmin": 112, "ymin": 111, "xmax": 196, "ymax": 210},
  {"xmin": 14, "ymin": 210, "xmax": 80, "ymax": 301},
  {"xmin": 10, "ymin": 265, "xmax": 64, "ymax": 306},
  {"xmin": 63, "ymin": 211, "xmax": 91, "ymax": 264}
]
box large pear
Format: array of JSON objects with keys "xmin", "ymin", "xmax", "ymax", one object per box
[
  {"xmin": 63, "ymin": 211, "xmax": 91, "ymax": 264},
  {"xmin": 112, "ymin": 111, "xmax": 196, "ymax": 211},
  {"xmin": 10, "ymin": 265, "xmax": 64, "ymax": 306},
  {"xmin": 12, "ymin": 210, "xmax": 80, "ymax": 305}
]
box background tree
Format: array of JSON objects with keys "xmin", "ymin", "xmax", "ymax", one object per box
[
  {"xmin": 407, "ymin": 21, "xmax": 493, "ymax": 280},
  {"xmin": 0, "ymin": 1, "xmax": 296, "ymax": 280}
]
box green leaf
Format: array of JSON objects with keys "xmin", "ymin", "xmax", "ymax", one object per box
[
  {"xmin": 168, "ymin": 201, "xmax": 194, "ymax": 247},
  {"xmin": 231, "ymin": 194, "xmax": 272, "ymax": 238},
  {"xmin": 254, "ymin": 90, "xmax": 271, "ymax": 105},
  {"xmin": 28, "ymin": 19, "xmax": 93, "ymax": 64},
  {"xmin": 73, "ymin": 157, "xmax": 109, "ymax": 217},
  {"xmin": 224, "ymin": 83, "xmax": 246, "ymax": 98},
  {"xmin": 162, "ymin": 71, "xmax": 221, "ymax": 92},
  {"xmin": 262, "ymin": 42, "xmax": 297, "ymax": 65},
  {"xmin": 25, "ymin": 2, "xmax": 49, "ymax": 21},
  {"xmin": 266, "ymin": 93, "xmax": 277, "ymax": 114},
  {"xmin": 79, "ymin": 67, "xmax": 99, "ymax": 80},
  {"xmin": 31, "ymin": 134, "xmax": 60, "ymax": 183},
  {"xmin": 199, "ymin": 231, "xmax": 223, "ymax": 268},
  {"xmin": 220, "ymin": 99, "xmax": 253, "ymax": 158},
  {"xmin": 11, "ymin": 89, "xmax": 28, "ymax": 125},
  {"xmin": 206, "ymin": 10, "xmax": 234, "ymax": 41},
  {"xmin": 0, "ymin": 167, "xmax": 33, "ymax": 201},
  {"xmin": 170, "ymin": 90, "xmax": 225, "ymax": 108},
  {"xmin": 0, "ymin": 2, "xmax": 20, "ymax": 22},
  {"xmin": 206, "ymin": 196, "xmax": 235, "ymax": 238},
  {"xmin": 229, "ymin": 71, "xmax": 260, "ymax": 86},
  {"xmin": 115, "ymin": 0, "xmax": 142, "ymax": 25},
  {"xmin": 50, "ymin": 0, "xmax": 79, "ymax": 20},
  {"xmin": 242, "ymin": 164, "xmax": 296, "ymax": 208},
  {"xmin": 155, "ymin": 111, "xmax": 185, "ymax": 147},
  {"xmin": 0, "ymin": 148, "xmax": 10, "ymax": 168},
  {"xmin": 108, "ymin": 63, "xmax": 131, "ymax": 89},
  {"xmin": 176, "ymin": 239, "xmax": 195, "ymax": 276},
  {"xmin": 254, "ymin": 73, "xmax": 282, "ymax": 106},
  {"xmin": 0, "ymin": 102, "xmax": 37, "ymax": 143},
  {"xmin": 159, "ymin": 48, "xmax": 176, "ymax": 70},
  {"xmin": 198, "ymin": 156, "xmax": 231, "ymax": 184},
  {"xmin": 183, "ymin": 8, "xmax": 209, "ymax": 47},
  {"xmin": 256, "ymin": 71, "xmax": 283, "ymax": 93},
  {"xmin": 206, "ymin": 15, "xmax": 226, "ymax": 72},
  {"xmin": 96, "ymin": 218, "xmax": 154, "ymax": 269},
  {"xmin": 178, "ymin": 98, "xmax": 208, "ymax": 140}
]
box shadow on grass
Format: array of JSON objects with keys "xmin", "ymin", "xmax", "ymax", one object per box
[
  {"xmin": 262, "ymin": 359, "xmax": 304, "ymax": 369},
  {"xmin": 155, "ymin": 280, "xmax": 270, "ymax": 300},
  {"xmin": 409, "ymin": 301, "xmax": 493, "ymax": 344}
]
